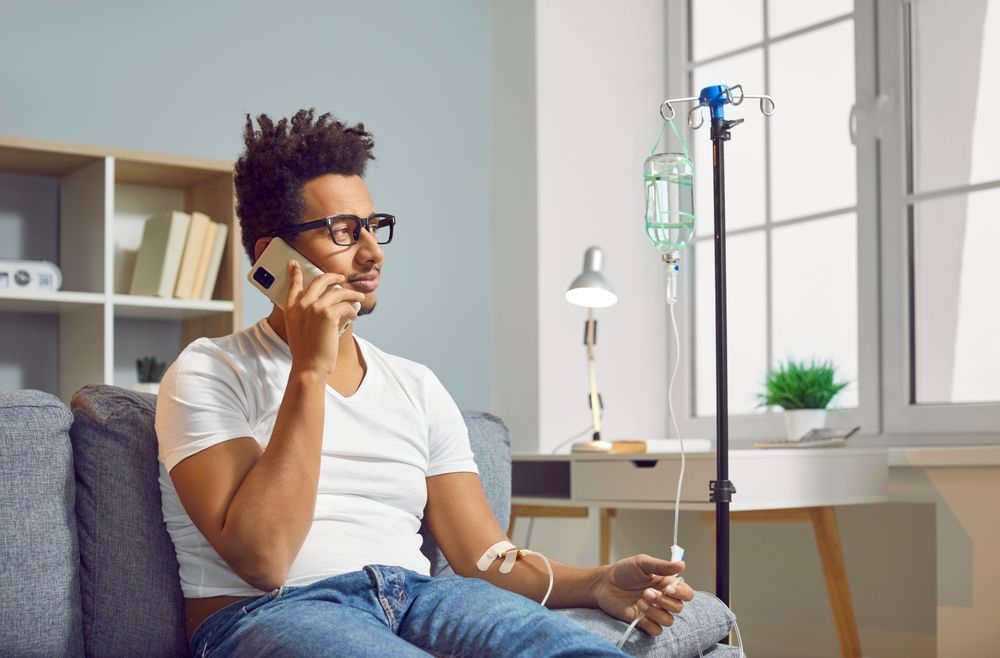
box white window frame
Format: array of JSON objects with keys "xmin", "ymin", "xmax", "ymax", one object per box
[
  {"xmin": 877, "ymin": 0, "xmax": 1000, "ymax": 440},
  {"xmin": 666, "ymin": 0, "xmax": 883, "ymax": 444}
]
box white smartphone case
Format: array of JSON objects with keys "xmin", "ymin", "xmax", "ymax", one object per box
[{"xmin": 247, "ymin": 237, "xmax": 361, "ymax": 335}]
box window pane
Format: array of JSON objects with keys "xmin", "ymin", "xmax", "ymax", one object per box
[
  {"xmin": 770, "ymin": 20, "xmax": 856, "ymax": 220},
  {"xmin": 767, "ymin": 0, "xmax": 852, "ymax": 37},
  {"xmin": 909, "ymin": 0, "xmax": 1000, "ymax": 192},
  {"xmin": 694, "ymin": 232, "xmax": 767, "ymax": 417},
  {"xmin": 691, "ymin": 50, "xmax": 767, "ymax": 238},
  {"xmin": 691, "ymin": 0, "xmax": 763, "ymax": 62},
  {"xmin": 771, "ymin": 215, "xmax": 858, "ymax": 409},
  {"xmin": 913, "ymin": 189, "xmax": 1000, "ymax": 404}
]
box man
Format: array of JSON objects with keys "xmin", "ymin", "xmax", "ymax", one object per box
[{"xmin": 155, "ymin": 109, "xmax": 694, "ymax": 657}]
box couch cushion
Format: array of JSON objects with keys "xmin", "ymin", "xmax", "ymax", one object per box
[
  {"xmin": 559, "ymin": 591, "xmax": 737, "ymax": 657},
  {"xmin": 0, "ymin": 389, "xmax": 84, "ymax": 658},
  {"xmin": 69, "ymin": 385, "xmax": 188, "ymax": 658}
]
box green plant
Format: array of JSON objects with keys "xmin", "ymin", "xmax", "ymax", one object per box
[
  {"xmin": 758, "ymin": 358, "xmax": 848, "ymax": 410},
  {"xmin": 136, "ymin": 355, "xmax": 167, "ymax": 384}
]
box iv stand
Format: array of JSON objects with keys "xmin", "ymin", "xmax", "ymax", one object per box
[{"xmin": 658, "ymin": 84, "xmax": 774, "ymax": 610}]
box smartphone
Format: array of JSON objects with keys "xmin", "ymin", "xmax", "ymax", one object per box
[{"xmin": 247, "ymin": 237, "xmax": 362, "ymax": 336}]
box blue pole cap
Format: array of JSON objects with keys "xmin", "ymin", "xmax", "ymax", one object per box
[{"xmin": 699, "ymin": 85, "xmax": 731, "ymax": 120}]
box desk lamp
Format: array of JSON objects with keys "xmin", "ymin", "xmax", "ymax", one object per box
[{"xmin": 565, "ymin": 246, "xmax": 617, "ymax": 452}]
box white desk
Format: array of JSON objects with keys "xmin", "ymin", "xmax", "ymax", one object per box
[
  {"xmin": 512, "ymin": 447, "xmax": 887, "ymax": 509},
  {"xmin": 510, "ymin": 447, "xmax": 889, "ymax": 658}
]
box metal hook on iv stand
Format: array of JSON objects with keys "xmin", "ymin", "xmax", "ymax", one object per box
[
  {"xmin": 660, "ymin": 84, "xmax": 775, "ymax": 128},
  {"xmin": 655, "ymin": 84, "xmax": 774, "ymax": 613}
]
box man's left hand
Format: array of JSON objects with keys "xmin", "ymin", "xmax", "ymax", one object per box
[{"xmin": 593, "ymin": 554, "xmax": 695, "ymax": 636}]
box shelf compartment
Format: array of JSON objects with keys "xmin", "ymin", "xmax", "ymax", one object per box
[
  {"xmin": 112, "ymin": 173, "xmax": 240, "ymax": 310},
  {"xmin": 113, "ymin": 317, "xmax": 183, "ymax": 391}
]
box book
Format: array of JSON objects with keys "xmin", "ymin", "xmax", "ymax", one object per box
[
  {"xmin": 129, "ymin": 211, "xmax": 191, "ymax": 297},
  {"xmin": 190, "ymin": 220, "xmax": 219, "ymax": 301},
  {"xmin": 173, "ymin": 211, "xmax": 211, "ymax": 299},
  {"xmin": 198, "ymin": 221, "xmax": 229, "ymax": 301}
]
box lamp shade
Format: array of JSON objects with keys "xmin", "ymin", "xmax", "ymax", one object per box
[{"xmin": 565, "ymin": 246, "xmax": 617, "ymax": 308}]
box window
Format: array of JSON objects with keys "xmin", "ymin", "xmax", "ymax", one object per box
[
  {"xmin": 669, "ymin": 0, "xmax": 879, "ymax": 441},
  {"xmin": 879, "ymin": 0, "xmax": 1000, "ymax": 435},
  {"xmin": 668, "ymin": 0, "xmax": 1000, "ymax": 442}
]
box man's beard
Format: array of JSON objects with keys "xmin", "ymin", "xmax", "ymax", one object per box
[{"xmin": 358, "ymin": 300, "xmax": 377, "ymax": 316}]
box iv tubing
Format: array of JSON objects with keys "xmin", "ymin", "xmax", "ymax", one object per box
[
  {"xmin": 668, "ymin": 300, "xmax": 684, "ymax": 548},
  {"xmin": 617, "ymin": 286, "xmax": 687, "ymax": 650},
  {"xmin": 519, "ymin": 549, "xmax": 554, "ymax": 607}
]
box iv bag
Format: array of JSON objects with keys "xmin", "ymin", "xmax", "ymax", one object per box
[{"xmin": 644, "ymin": 153, "xmax": 695, "ymax": 253}]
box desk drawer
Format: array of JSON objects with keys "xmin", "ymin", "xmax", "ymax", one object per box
[{"xmin": 572, "ymin": 457, "xmax": 710, "ymax": 503}]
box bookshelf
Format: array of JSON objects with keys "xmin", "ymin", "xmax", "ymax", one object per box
[{"xmin": 0, "ymin": 134, "xmax": 243, "ymax": 403}]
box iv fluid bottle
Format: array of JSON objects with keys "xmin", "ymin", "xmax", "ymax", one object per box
[{"xmin": 644, "ymin": 153, "xmax": 695, "ymax": 253}]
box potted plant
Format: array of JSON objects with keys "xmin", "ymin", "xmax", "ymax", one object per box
[
  {"xmin": 135, "ymin": 355, "xmax": 167, "ymax": 395},
  {"xmin": 759, "ymin": 358, "xmax": 848, "ymax": 441}
]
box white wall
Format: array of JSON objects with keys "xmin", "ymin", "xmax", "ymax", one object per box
[
  {"xmin": 493, "ymin": 0, "xmax": 670, "ymax": 454},
  {"xmin": 492, "ymin": 0, "xmax": 540, "ymax": 454}
]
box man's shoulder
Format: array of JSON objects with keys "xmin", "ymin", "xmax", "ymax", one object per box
[
  {"xmin": 171, "ymin": 321, "xmax": 271, "ymax": 376},
  {"xmin": 357, "ymin": 336, "xmax": 433, "ymax": 382}
]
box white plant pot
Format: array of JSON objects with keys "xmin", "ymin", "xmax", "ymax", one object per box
[
  {"xmin": 134, "ymin": 382, "xmax": 160, "ymax": 395},
  {"xmin": 783, "ymin": 409, "xmax": 827, "ymax": 441}
]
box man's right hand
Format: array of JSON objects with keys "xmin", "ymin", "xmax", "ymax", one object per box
[{"xmin": 283, "ymin": 260, "xmax": 365, "ymax": 376}]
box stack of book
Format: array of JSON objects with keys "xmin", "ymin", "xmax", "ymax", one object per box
[{"xmin": 129, "ymin": 210, "xmax": 228, "ymax": 300}]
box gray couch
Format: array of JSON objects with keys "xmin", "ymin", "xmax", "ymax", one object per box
[{"xmin": 0, "ymin": 386, "xmax": 736, "ymax": 657}]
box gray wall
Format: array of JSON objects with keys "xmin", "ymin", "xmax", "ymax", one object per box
[{"xmin": 0, "ymin": 0, "xmax": 492, "ymax": 410}]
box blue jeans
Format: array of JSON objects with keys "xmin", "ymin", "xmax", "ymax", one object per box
[{"xmin": 190, "ymin": 565, "xmax": 629, "ymax": 657}]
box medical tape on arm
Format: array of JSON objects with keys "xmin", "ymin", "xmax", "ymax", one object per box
[{"xmin": 477, "ymin": 540, "xmax": 554, "ymax": 606}]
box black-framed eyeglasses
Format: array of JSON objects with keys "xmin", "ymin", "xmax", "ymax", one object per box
[{"xmin": 273, "ymin": 213, "xmax": 395, "ymax": 247}]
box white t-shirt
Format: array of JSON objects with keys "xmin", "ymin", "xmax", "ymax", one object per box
[{"xmin": 155, "ymin": 318, "xmax": 479, "ymax": 598}]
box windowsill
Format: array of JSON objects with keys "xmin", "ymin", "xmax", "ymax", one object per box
[
  {"xmin": 724, "ymin": 435, "xmax": 1000, "ymax": 467},
  {"xmin": 887, "ymin": 444, "xmax": 1000, "ymax": 468}
]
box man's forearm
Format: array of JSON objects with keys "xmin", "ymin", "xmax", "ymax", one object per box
[
  {"xmin": 220, "ymin": 367, "xmax": 326, "ymax": 586},
  {"xmin": 474, "ymin": 554, "xmax": 610, "ymax": 609}
]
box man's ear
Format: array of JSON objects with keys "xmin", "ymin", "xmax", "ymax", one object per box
[{"xmin": 253, "ymin": 237, "xmax": 274, "ymax": 264}]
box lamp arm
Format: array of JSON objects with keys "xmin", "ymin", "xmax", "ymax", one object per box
[{"xmin": 585, "ymin": 308, "xmax": 602, "ymax": 439}]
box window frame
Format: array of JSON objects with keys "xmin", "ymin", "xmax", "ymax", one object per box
[
  {"xmin": 667, "ymin": 0, "xmax": 883, "ymax": 444},
  {"xmin": 877, "ymin": 0, "xmax": 1000, "ymax": 439}
]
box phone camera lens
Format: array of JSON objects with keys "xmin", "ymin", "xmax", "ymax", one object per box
[{"xmin": 253, "ymin": 267, "xmax": 275, "ymax": 289}]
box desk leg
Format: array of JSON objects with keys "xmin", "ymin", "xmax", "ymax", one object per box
[
  {"xmin": 700, "ymin": 507, "xmax": 862, "ymax": 658},
  {"xmin": 809, "ymin": 506, "xmax": 862, "ymax": 658},
  {"xmin": 600, "ymin": 508, "xmax": 617, "ymax": 565}
]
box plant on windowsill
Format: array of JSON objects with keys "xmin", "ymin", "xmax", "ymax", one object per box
[
  {"xmin": 135, "ymin": 355, "xmax": 167, "ymax": 395},
  {"xmin": 758, "ymin": 358, "xmax": 849, "ymax": 441}
]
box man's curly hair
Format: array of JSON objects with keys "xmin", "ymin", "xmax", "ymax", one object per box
[{"xmin": 234, "ymin": 109, "xmax": 375, "ymax": 263}]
